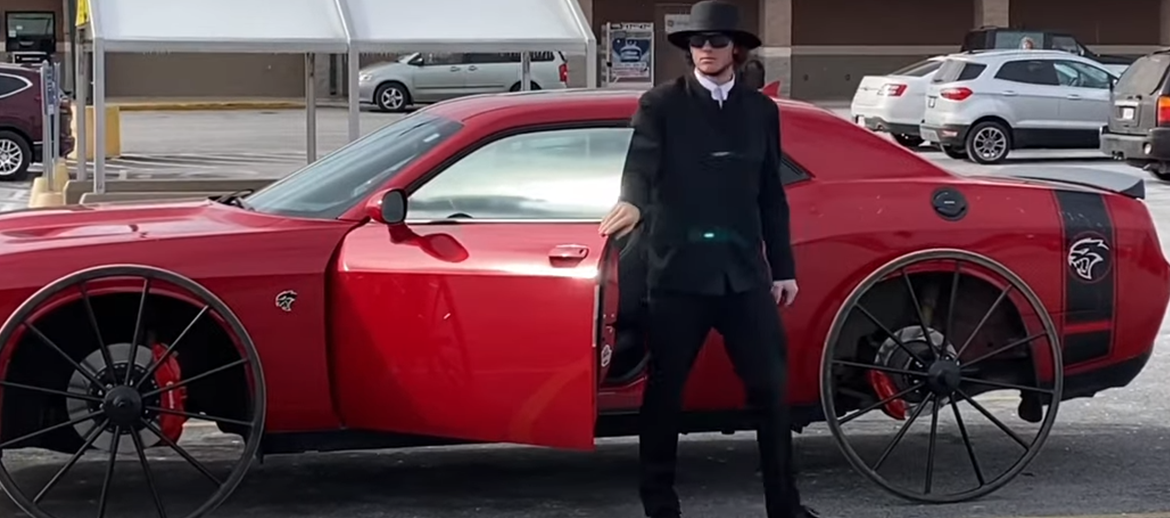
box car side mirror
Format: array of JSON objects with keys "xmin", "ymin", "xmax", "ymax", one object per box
[{"xmin": 367, "ymin": 189, "xmax": 408, "ymax": 225}]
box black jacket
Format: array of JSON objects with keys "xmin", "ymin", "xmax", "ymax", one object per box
[
  {"xmin": 618, "ymin": 73, "xmax": 795, "ymax": 296},
  {"xmin": 741, "ymin": 59, "xmax": 766, "ymax": 90}
]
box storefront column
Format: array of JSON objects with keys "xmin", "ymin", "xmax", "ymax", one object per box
[
  {"xmin": 758, "ymin": 0, "xmax": 792, "ymax": 95},
  {"xmin": 1161, "ymin": 0, "xmax": 1170, "ymax": 45},
  {"xmin": 974, "ymin": 0, "xmax": 1009, "ymax": 27},
  {"xmin": 569, "ymin": 0, "xmax": 594, "ymax": 88}
]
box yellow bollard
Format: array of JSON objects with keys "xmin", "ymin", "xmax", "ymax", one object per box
[{"xmin": 68, "ymin": 105, "xmax": 122, "ymax": 160}]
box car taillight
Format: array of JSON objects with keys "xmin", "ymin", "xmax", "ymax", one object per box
[
  {"xmin": 1157, "ymin": 96, "xmax": 1170, "ymax": 126},
  {"xmin": 558, "ymin": 63, "xmax": 568, "ymax": 83},
  {"xmin": 878, "ymin": 83, "xmax": 907, "ymax": 96},
  {"xmin": 940, "ymin": 87, "xmax": 973, "ymax": 101}
]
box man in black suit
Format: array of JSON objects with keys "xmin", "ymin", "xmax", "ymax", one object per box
[{"xmin": 598, "ymin": 1, "xmax": 817, "ymax": 517}]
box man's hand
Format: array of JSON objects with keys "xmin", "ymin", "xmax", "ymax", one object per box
[
  {"xmin": 772, "ymin": 279, "xmax": 798, "ymax": 306},
  {"xmin": 599, "ymin": 201, "xmax": 641, "ymax": 238}
]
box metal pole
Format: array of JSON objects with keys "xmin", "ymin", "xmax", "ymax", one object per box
[
  {"xmin": 305, "ymin": 53, "xmax": 317, "ymax": 163},
  {"xmin": 520, "ymin": 52, "xmax": 532, "ymax": 91},
  {"xmin": 75, "ymin": 43, "xmax": 88, "ymax": 182},
  {"xmin": 93, "ymin": 40, "xmax": 106, "ymax": 194},
  {"xmin": 585, "ymin": 41, "xmax": 598, "ymax": 89},
  {"xmin": 347, "ymin": 46, "xmax": 361, "ymax": 142},
  {"xmin": 40, "ymin": 64, "xmax": 52, "ymax": 189},
  {"xmin": 50, "ymin": 61, "xmax": 61, "ymax": 191}
]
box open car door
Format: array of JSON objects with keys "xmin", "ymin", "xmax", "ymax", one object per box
[{"xmin": 332, "ymin": 219, "xmax": 609, "ymax": 451}]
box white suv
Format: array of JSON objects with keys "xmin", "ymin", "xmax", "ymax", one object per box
[{"xmin": 920, "ymin": 49, "xmax": 1118, "ymax": 164}]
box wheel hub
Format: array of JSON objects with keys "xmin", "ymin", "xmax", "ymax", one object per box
[
  {"xmin": 925, "ymin": 359, "xmax": 962, "ymax": 396},
  {"xmin": 102, "ymin": 386, "xmax": 144, "ymax": 427}
]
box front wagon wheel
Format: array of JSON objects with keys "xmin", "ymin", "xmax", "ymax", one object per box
[
  {"xmin": 820, "ymin": 249, "xmax": 1063, "ymax": 503},
  {"xmin": 0, "ymin": 264, "xmax": 266, "ymax": 518}
]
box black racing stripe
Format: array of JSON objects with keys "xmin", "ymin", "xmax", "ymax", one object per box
[{"xmin": 1053, "ymin": 190, "xmax": 1116, "ymax": 364}]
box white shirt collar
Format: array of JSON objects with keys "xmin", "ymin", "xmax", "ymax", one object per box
[{"xmin": 693, "ymin": 68, "xmax": 735, "ymax": 106}]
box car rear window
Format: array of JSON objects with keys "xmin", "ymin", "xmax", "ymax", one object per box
[
  {"xmin": 890, "ymin": 59, "xmax": 943, "ymax": 77},
  {"xmin": 932, "ymin": 59, "xmax": 987, "ymax": 83},
  {"xmin": 1114, "ymin": 54, "xmax": 1170, "ymax": 96}
]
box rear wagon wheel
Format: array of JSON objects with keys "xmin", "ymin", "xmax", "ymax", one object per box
[
  {"xmin": 965, "ymin": 121, "xmax": 1011, "ymax": 164},
  {"xmin": 0, "ymin": 130, "xmax": 32, "ymax": 182},
  {"xmin": 820, "ymin": 249, "xmax": 1062, "ymax": 503}
]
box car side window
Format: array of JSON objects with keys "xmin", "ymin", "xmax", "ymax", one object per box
[
  {"xmin": 0, "ymin": 74, "xmax": 29, "ymax": 98},
  {"xmin": 423, "ymin": 53, "xmax": 464, "ymax": 66},
  {"xmin": 1052, "ymin": 35, "xmax": 1081, "ymax": 54},
  {"xmin": 407, "ymin": 126, "xmax": 809, "ymax": 220},
  {"xmin": 994, "ymin": 60, "xmax": 1060, "ymax": 86},
  {"xmin": 1054, "ymin": 60, "xmax": 1112, "ymax": 89},
  {"xmin": 408, "ymin": 126, "xmax": 633, "ymax": 220}
]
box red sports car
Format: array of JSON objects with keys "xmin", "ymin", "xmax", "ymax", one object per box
[{"xmin": 0, "ymin": 89, "xmax": 1166, "ymax": 518}]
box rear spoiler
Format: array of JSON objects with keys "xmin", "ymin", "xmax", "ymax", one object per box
[
  {"xmin": 761, "ymin": 80, "xmax": 781, "ymax": 98},
  {"xmin": 1006, "ymin": 167, "xmax": 1145, "ymax": 199}
]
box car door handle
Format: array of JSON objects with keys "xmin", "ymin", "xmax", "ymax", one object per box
[
  {"xmin": 449, "ymin": 66, "xmax": 461, "ymax": 71},
  {"xmin": 548, "ymin": 244, "xmax": 589, "ymax": 266},
  {"xmin": 468, "ymin": 65, "xmax": 478, "ymax": 71},
  {"xmin": 1067, "ymin": 94, "xmax": 1082, "ymax": 100},
  {"xmin": 1002, "ymin": 90, "xmax": 1018, "ymax": 96}
]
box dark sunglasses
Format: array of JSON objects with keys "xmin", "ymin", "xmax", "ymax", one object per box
[{"xmin": 688, "ymin": 32, "xmax": 732, "ymax": 49}]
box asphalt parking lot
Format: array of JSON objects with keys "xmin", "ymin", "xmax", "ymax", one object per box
[{"xmin": 3, "ymin": 107, "xmax": 1170, "ymax": 518}]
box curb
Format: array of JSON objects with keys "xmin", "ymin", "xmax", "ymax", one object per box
[{"xmin": 111, "ymin": 101, "xmax": 313, "ymax": 112}]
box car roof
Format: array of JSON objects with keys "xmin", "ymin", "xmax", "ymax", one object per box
[
  {"xmin": 421, "ymin": 87, "xmax": 834, "ymax": 123},
  {"xmin": 947, "ymin": 49, "xmax": 1086, "ymax": 62}
]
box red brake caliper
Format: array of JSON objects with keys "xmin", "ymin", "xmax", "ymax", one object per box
[
  {"xmin": 866, "ymin": 370, "xmax": 908, "ymax": 421},
  {"xmin": 151, "ymin": 343, "xmax": 189, "ymax": 443}
]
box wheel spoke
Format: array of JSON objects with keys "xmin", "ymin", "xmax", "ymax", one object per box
[
  {"xmin": 24, "ymin": 323, "xmax": 105, "ymax": 390},
  {"xmin": 955, "ymin": 285, "xmax": 1012, "ymax": 358},
  {"xmin": 135, "ymin": 306, "xmax": 209, "ymax": 390},
  {"xmin": 950, "ymin": 398, "xmax": 986, "ymax": 486},
  {"xmin": 839, "ymin": 382, "xmax": 927, "ymax": 426},
  {"xmin": 33, "ymin": 417, "xmax": 109, "ymax": 503},
  {"xmin": 873, "ymin": 394, "xmax": 933, "ymax": 471},
  {"xmin": 145, "ymin": 405, "xmax": 254, "ymax": 428},
  {"xmin": 96, "ymin": 425, "xmax": 122, "ymax": 518},
  {"xmin": 832, "ymin": 359, "xmax": 926, "ymax": 380},
  {"xmin": 924, "ymin": 397, "xmax": 940, "ymax": 494},
  {"xmin": 0, "ymin": 409, "xmax": 103, "ymax": 449},
  {"xmin": 944, "ymin": 260, "xmax": 961, "ymax": 340},
  {"xmin": 956, "ymin": 388, "xmax": 1030, "ymax": 449},
  {"xmin": 140, "ymin": 419, "xmax": 223, "ymax": 486},
  {"xmin": 126, "ymin": 277, "xmax": 152, "ymax": 385},
  {"xmin": 854, "ymin": 304, "xmax": 930, "ymax": 366},
  {"xmin": 79, "ymin": 282, "xmax": 118, "ymax": 385},
  {"xmin": 0, "ymin": 379, "xmax": 103, "ymax": 403},
  {"xmin": 900, "ymin": 268, "xmax": 939, "ymax": 356},
  {"xmin": 130, "ymin": 424, "xmax": 169, "ymax": 518},
  {"xmin": 143, "ymin": 358, "xmax": 248, "ymax": 399},
  {"xmin": 963, "ymin": 332, "xmax": 1047, "ymax": 368},
  {"xmin": 960, "ymin": 377, "xmax": 1055, "ymax": 395}
]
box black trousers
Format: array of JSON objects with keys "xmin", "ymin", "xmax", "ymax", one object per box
[{"xmin": 638, "ymin": 286, "xmax": 803, "ymax": 518}]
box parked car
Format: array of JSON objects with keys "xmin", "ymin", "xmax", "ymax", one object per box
[
  {"xmin": 1099, "ymin": 50, "xmax": 1170, "ymax": 180},
  {"xmin": 850, "ymin": 55, "xmax": 946, "ymax": 148},
  {"xmin": 1, "ymin": 89, "xmax": 1167, "ymax": 517},
  {"xmin": 961, "ymin": 26, "xmax": 1134, "ymax": 76},
  {"xmin": 921, "ymin": 49, "xmax": 1118, "ymax": 164},
  {"xmin": 358, "ymin": 51, "xmax": 569, "ymax": 112},
  {"xmin": 0, "ymin": 63, "xmax": 74, "ymax": 181}
]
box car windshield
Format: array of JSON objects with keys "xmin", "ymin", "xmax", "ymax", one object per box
[
  {"xmin": 890, "ymin": 58, "xmax": 943, "ymax": 77},
  {"xmin": 397, "ymin": 53, "xmax": 419, "ymax": 64},
  {"xmin": 244, "ymin": 111, "xmax": 464, "ymax": 219},
  {"xmin": 1114, "ymin": 54, "xmax": 1170, "ymax": 96}
]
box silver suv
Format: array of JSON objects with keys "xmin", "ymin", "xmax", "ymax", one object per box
[
  {"xmin": 358, "ymin": 51, "xmax": 569, "ymax": 112},
  {"xmin": 920, "ymin": 50, "xmax": 1118, "ymax": 164}
]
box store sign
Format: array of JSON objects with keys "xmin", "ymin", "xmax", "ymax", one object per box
[
  {"xmin": 605, "ymin": 22, "xmax": 654, "ymax": 85},
  {"xmin": 664, "ymin": 14, "xmax": 691, "ymax": 34}
]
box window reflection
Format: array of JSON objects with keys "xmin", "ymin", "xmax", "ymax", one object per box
[{"xmin": 409, "ymin": 127, "xmax": 634, "ymax": 220}]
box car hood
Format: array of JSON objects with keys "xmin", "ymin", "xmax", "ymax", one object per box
[
  {"xmin": 0, "ymin": 198, "xmax": 301, "ymax": 255},
  {"xmin": 361, "ymin": 61, "xmax": 410, "ymax": 76}
]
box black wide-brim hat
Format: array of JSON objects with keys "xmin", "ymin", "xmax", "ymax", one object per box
[{"xmin": 667, "ymin": 0, "xmax": 762, "ymax": 50}]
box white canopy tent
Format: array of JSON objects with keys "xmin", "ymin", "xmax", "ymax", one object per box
[
  {"xmin": 340, "ymin": 0, "xmax": 597, "ymax": 141},
  {"xmin": 81, "ymin": 0, "xmax": 350, "ymax": 193},
  {"xmin": 78, "ymin": 0, "xmax": 597, "ymax": 195}
]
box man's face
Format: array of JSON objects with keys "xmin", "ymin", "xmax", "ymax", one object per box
[{"xmin": 688, "ymin": 32, "xmax": 735, "ymax": 75}]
